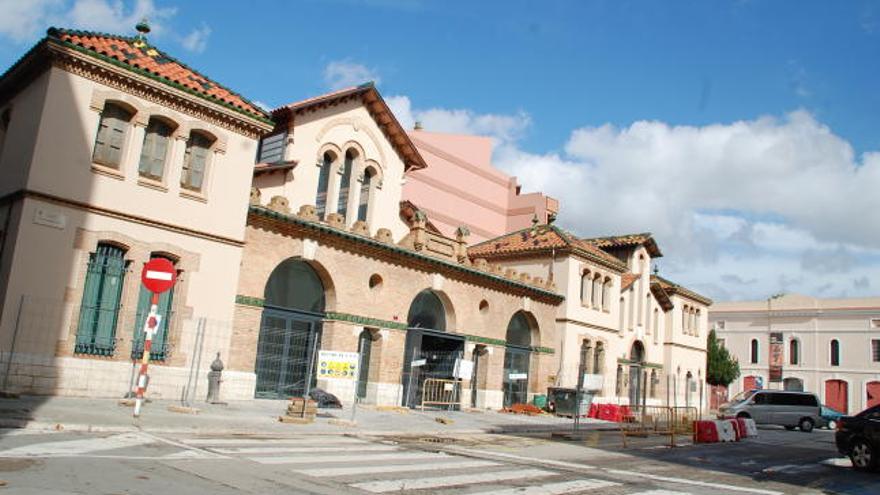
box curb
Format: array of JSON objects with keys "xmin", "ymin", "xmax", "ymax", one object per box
[{"xmin": 0, "ymin": 419, "xmax": 618, "ymax": 437}]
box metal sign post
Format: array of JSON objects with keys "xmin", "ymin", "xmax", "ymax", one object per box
[{"xmin": 134, "ymin": 258, "xmax": 176, "ymax": 418}]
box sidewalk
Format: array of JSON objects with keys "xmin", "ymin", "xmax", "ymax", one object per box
[{"xmin": 0, "ymin": 395, "xmax": 617, "ymax": 437}]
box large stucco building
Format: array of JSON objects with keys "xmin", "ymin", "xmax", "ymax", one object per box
[
  {"xmin": 0, "ymin": 26, "xmax": 711, "ymax": 411},
  {"xmin": 710, "ymin": 294, "xmax": 880, "ymax": 414}
]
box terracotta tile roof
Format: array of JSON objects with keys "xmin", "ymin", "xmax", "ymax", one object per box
[
  {"xmin": 468, "ymin": 225, "xmax": 626, "ymax": 272},
  {"xmin": 620, "ymin": 272, "xmax": 639, "ymax": 291},
  {"xmin": 272, "ymin": 83, "xmax": 428, "ymax": 172},
  {"xmin": 46, "ymin": 28, "xmax": 269, "ymax": 122},
  {"xmin": 649, "ymin": 281, "xmax": 675, "ymax": 311},
  {"xmin": 651, "ymin": 274, "xmax": 713, "ymax": 306},
  {"xmin": 399, "ymin": 200, "xmax": 442, "ymax": 234},
  {"xmin": 587, "ymin": 232, "xmax": 663, "ymax": 258}
]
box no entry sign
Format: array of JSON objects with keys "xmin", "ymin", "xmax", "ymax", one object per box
[{"xmin": 141, "ymin": 257, "xmax": 176, "ymax": 294}]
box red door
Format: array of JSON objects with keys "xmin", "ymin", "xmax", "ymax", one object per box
[
  {"xmin": 867, "ymin": 381, "xmax": 880, "ymax": 409},
  {"xmin": 825, "ymin": 379, "xmax": 848, "ymax": 414},
  {"xmin": 743, "ymin": 376, "xmax": 758, "ymax": 392}
]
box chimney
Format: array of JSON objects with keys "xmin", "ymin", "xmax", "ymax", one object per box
[{"xmin": 414, "ymin": 121, "xmax": 423, "ymax": 131}]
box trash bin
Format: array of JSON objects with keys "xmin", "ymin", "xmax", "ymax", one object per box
[
  {"xmin": 532, "ymin": 394, "xmax": 547, "ymax": 409},
  {"xmin": 547, "ymin": 387, "xmax": 593, "ymax": 417}
]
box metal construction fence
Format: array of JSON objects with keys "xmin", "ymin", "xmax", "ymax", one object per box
[
  {"xmin": 0, "ymin": 295, "xmax": 231, "ymax": 407},
  {"xmin": 619, "ymin": 405, "xmax": 700, "ymax": 448}
]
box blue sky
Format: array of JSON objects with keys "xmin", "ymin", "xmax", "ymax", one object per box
[{"xmin": 1, "ymin": 0, "xmax": 878, "ymax": 301}]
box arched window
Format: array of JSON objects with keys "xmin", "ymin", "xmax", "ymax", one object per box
[
  {"xmin": 789, "ymin": 339, "xmax": 799, "ymax": 365},
  {"xmin": 645, "ymin": 294, "xmax": 652, "ymax": 334},
  {"xmin": 75, "ymin": 242, "xmax": 128, "ymax": 356},
  {"xmin": 591, "ymin": 273, "xmax": 602, "ymax": 308},
  {"xmin": 628, "ymin": 287, "xmax": 635, "ymax": 329},
  {"xmin": 180, "ymin": 131, "xmax": 214, "ymax": 192},
  {"xmin": 407, "ymin": 290, "xmax": 446, "ymax": 331},
  {"xmin": 694, "ymin": 308, "xmax": 701, "ymax": 337},
  {"xmin": 602, "ymin": 277, "xmax": 611, "ymax": 310},
  {"xmin": 593, "ymin": 342, "xmax": 604, "ymax": 377},
  {"xmin": 93, "ymin": 102, "xmax": 133, "ymax": 168},
  {"xmin": 830, "ymin": 339, "xmax": 840, "ymax": 366},
  {"xmin": 138, "ymin": 117, "xmax": 174, "ymax": 180},
  {"xmin": 337, "ymin": 149, "xmax": 356, "ymax": 219},
  {"xmin": 264, "ymin": 258, "xmax": 326, "ymax": 313},
  {"xmin": 618, "ymin": 297, "xmax": 625, "ymax": 331},
  {"xmin": 652, "ymin": 308, "xmax": 660, "ymax": 344},
  {"xmin": 579, "ymin": 339, "xmax": 592, "ymax": 378},
  {"xmin": 750, "ymin": 338, "xmax": 759, "ymax": 364},
  {"xmin": 356, "ymin": 167, "xmax": 375, "ymax": 223},
  {"xmin": 580, "ymin": 271, "xmax": 591, "ymax": 306},
  {"xmin": 316, "ymin": 151, "xmax": 334, "ymax": 218}
]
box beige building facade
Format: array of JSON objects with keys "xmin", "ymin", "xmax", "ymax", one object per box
[
  {"xmin": 710, "ymin": 294, "xmax": 880, "ymax": 414},
  {"xmin": 469, "ymin": 229, "xmax": 713, "ymax": 411}
]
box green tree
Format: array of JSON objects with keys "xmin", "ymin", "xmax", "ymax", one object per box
[{"xmin": 706, "ymin": 329, "xmax": 740, "ymax": 387}]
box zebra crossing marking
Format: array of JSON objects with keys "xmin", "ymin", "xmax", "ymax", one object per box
[
  {"xmin": 212, "ymin": 444, "xmax": 397, "ymax": 455},
  {"xmin": 250, "ymin": 451, "xmax": 449, "ymax": 465},
  {"xmin": 350, "ymin": 468, "xmax": 555, "ymax": 493},
  {"xmin": 179, "ymin": 436, "xmax": 367, "ymax": 446},
  {"xmin": 469, "ymin": 478, "xmax": 622, "ymax": 495},
  {"xmin": 294, "ymin": 459, "xmax": 500, "ymax": 477}
]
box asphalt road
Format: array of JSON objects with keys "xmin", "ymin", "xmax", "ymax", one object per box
[{"xmin": 0, "ymin": 426, "xmax": 875, "ymax": 494}]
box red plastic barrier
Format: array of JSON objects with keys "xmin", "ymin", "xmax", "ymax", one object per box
[
  {"xmin": 694, "ymin": 420, "xmax": 720, "ymax": 443},
  {"xmin": 731, "ymin": 418, "xmax": 746, "ymax": 440},
  {"xmin": 588, "ymin": 403, "xmax": 599, "ymax": 418}
]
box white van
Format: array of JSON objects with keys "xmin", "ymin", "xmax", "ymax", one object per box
[{"xmin": 718, "ymin": 389, "xmax": 821, "ymax": 432}]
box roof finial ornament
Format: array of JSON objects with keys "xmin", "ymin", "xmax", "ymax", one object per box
[
  {"xmin": 653, "ymin": 264, "xmax": 659, "ymax": 275},
  {"xmin": 414, "ymin": 121, "xmax": 423, "ymax": 130},
  {"xmin": 135, "ymin": 18, "xmax": 151, "ymax": 39}
]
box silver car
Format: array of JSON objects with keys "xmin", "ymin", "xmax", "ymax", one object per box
[{"xmin": 718, "ymin": 389, "xmax": 821, "ymax": 432}]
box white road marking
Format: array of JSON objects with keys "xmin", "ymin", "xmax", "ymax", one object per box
[
  {"xmin": 628, "ymin": 491, "xmax": 692, "ymax": 495},
  {"xmin": 470, "ymin": 478, "xmax": 621, "ymax": 495},
  {"xmin": 213, "ymin": 445, "xmax": 397, "ymax": 454},
  {"xmin": 350, "ymin": 468, "xmax": 555, "ymax": 493},
  {"xmin": 180, "ymin": 436, "xmax": 367, "ymax": 446},
  {"xmin": 250, "ymin": 451, "xmax": 449, "ymax": 465},
  {"xmin": 447, "ymin": 446, "xmax": 783, "ymax": 495},
  {"xmin": 820, "ymin": 457, "xmax": 851, "ymax": 468},
  {"xmin": 604, "ymin": 470, "xmax": 784, "ymax": 495},
  {"xmin": 0, "ymin": 432, "xmax": 153, "ymax": 457},
  {"xmin": 295, "ymin": 459, "xmax": 500, "ymax": 477}
]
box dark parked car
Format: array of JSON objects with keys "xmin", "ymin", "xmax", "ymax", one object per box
[{"xmin": 836, "ymin": 404, "xmax": 880, "ymax": 471}]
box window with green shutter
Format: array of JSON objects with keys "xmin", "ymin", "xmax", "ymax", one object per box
[
  {"xmin": 138, "ymin": 118, "xmax": 173, "ymax": 180},
  {"xmin": 180, "ymin": 131, "xmax": 214, "ymax": 192},
  {"xmin": 337, "ymin": 150, "xmax": 355, "ymax": 219},
  {"xmin": 357, "ymin": 167, "xmax": 373, "ymax": 222},
  {"xmin": 75, "ymin": 243, "xmax": 128, "ymax": 356},
  {"xmin": 316, "ymin": 151, "xmax": 334, "ymax": 218},
  {"xmin": 93, "ymin": 103, "xmax": 133, "ymax": 169},
  {"xmin": 131, "ymin": 254, "xmax": 177, "ymax": 361}
]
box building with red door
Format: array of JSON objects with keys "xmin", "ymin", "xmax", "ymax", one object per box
[{"xmin": 710, "ymin": 294, "xmax": 880, "ymax": 414}]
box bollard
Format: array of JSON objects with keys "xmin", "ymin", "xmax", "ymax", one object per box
[{"xmin": 206, "ymin": 352, "xmax": 224, "ymax": 404}]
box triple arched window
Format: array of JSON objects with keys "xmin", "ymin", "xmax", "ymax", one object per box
[
  {"xmin": 580, "ymin": 269, "xmax": 612, "ymax": 311},
  {"xmin": 314, "ymin": 146, "xmax": 379, "ymax": 226}
]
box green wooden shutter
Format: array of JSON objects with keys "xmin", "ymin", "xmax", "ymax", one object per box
[
  {"xmin": 357, "ymin": 170, "xmax": 371, "ymax": 222},
  {"xmin": 132, "ymin": 257, "xmax": 175, "ymax": 361},
  {"xmin": 337, "ymin": 154, "xmax": 353, "ymax": 218},
  {"xmin": 138, "ymin": 120, "xmax": 171, "ymax": 180},
  {"xmin": 316, "ymin": 155, "xmax": 332, "ymax": 217},
  {"xmin": 93, "ymin": 104, "xmax": 131, "ymax": 168},
  {"xmin": 76, "ymin": 244, "xmax": 126, "ymax": 355},
  {"xmin": 182, "ymin": 133, "xmax": 212, "ymax": 191}
]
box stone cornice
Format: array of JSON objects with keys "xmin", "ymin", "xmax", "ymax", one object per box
[{"xmin": 247, "ymin": 206, "xmax": 564, "ymax": 305}]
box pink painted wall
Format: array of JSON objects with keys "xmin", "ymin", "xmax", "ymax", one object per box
[{"xmin": 403, "ymin": 130, "xmax": 557, "ymax": 243}]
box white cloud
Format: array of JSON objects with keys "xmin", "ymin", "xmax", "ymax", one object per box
[
  {"xmin": 0, "ymin": 0, "xmax": 192, "ymax": 48},
  {"xmin": 387, "ymin": 94, "xmax": 531, "ymax": 144},
  {"xmin": 323, "ymin": 60, "xmax": 381, "ymax": 91},
  {"xmin": 180, "ymin": 23, "xmax": 210, "ymax": 53},
  {"xmin": 490, "ymin": 110, "xmax": 880, "ymax": 300}
]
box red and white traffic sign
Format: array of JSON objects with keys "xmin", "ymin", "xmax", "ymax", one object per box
[{"xmin": 141, "ymin": 258, "xmax": 176, "ymax": 294}]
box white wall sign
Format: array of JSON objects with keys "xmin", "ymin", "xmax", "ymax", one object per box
[
  {"xmin": 317, "ymin": 350, "xmax": 359, "ymax": 380},
  {"xmin": 33, "ymin": 207, "xmax": 66, "ymax": 230},
  {"xmin": 411, "ymin": 358, "xmax": 427, "ymax": 367},
  {"xmin": 508, "ymin": 373, "xmax": 528, "ymax": 380},
  {"xmin": 454, "ymin": 359, "xmax": 474, "ymax": 380}
]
